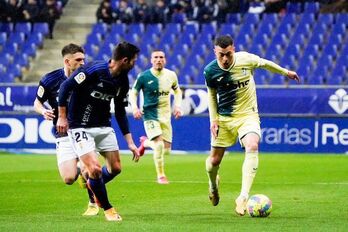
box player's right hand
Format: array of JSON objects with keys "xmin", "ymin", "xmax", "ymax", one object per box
[
  {"xmin": 133, "ymin": 108, "xmax": 143, "ymax": 119},
  {"xmin": 56, "ymin": 117, "xmax": 69, "ymax": 134},
  {"xmin": 210, "ymin": 121, "xmax": 219, "ymax": 139},
  {"xmin": 42, "ymin": 109, "xmax": 55, "ymax": 121}
]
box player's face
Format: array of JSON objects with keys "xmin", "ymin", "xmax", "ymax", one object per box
[
  {"xmin": 124, "ymin": 54, "xmax": 137, "ymax": 71},
  {"xmin": 67, "ymin": 52, "xmax": 85, "ymax": 72},
  {"xmin": 151, "ymin": 51, "xmax": 166, "ymax": 71},
  {"xmin": 214, "ymin": 45, "xmax": 235, "ymax": 69}
]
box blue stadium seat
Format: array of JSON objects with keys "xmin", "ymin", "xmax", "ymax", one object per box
[
  {"xmin": 249, "ymin": 43, "xmax": 263, "ymax": 56},
  {"xmin": 0, "ymin": 53, "xmax": 12, "ymax": 66},
  {"xmin": 219, "ymin": 23, "xmax": 239, "ymax": 36},
  {"xmin": 331, "ymin": 23, "xmax": 346, "ymax": 36},
  {"xmin": 164, "ymin": 23, "xmax": 182, "ymax": 34},
  {"xmin": 7, "ymin": 63, "xmax": 21, "ymax": 79},
  {"xmin": 279, "ymin": 13, "xmax": 297, "ymax": 27},
  {"xmin": 201, "ymin": 23, "xmax": 217, "ymax": 36},
  {"xmin": 22, "ymin": 42, "xmax": 37, "ymax": 58},
  {"xmin": 226, "ymin": 13, "xmax": 242, "ymax": 24},
  {"xmin": 182, "ymin": 23, "xmax": 199, "ymax": 35},
  {"xmin": 243, "ymin": 13, "xmax": 260, "ymax": 25},
  {"xmin": 91, "ymin": 23, "xmax": 108, "ymax": 35},
  {"xmin": 329, "ymin": 66, "xmax": 346, "ymax": 85},
  {"xmin": 322, "ymin": 44, "xmax": 338, "ymax": 58},
  {"xmin": 268, "ymin": 75, "xmax": 285, "ymax": 85},
  {"xmin": 253, "ymin": 33, "xmax": 269, "ymax": 48},
  {"xmin": 254, "ymin": 69, "xmax": 269, "ymax": 85},
  {"xmin": 336, "ymin": 13, "xmax": 348, "ymax": 25},
  {"xmin": 146, "ymin": 24, "xmax": 162, "ymax": 34},
  {"xmin": 177, "ymin": 33, "xmax": 195, "ymax": 46},
  {"xmin": 32, "ymin": 23, "xmax": 49, "ymax": 36},
  {"xmin": 8, "ymin": 32, "xmax": 26, "ymax": 45},
  {"xmin": 303, "ymin": 2, "xmax": 319, "ymax": 13},
  {"xmin": 317, "ymin": 14, "xmax": 335, "ymax": 26},
  {"xmin": 14, "ymin": 22, "xmax": 32, "ymax": 36},
  {"xmin": 0, "ymin": 23, "xmax": 14, "ymax": 33},
  {"xmin": 127, "ymin": 23, "xmax": 145, "ymax": 35},
  {"xmin": 158, "ymin": 33, "xmax": 176, "ymax": 47},
  {"xmin": 110, "ymin": 23, "xmax": 126, "ymax": 36},
  {"xmin": 286, "ymin": 2, "xmax": 302, "ymax": 13},
  {"xmin": 13, "ymin": 53, "xmax": 29, "ymax": 68},
  {"xmin": 2, "ymin": 72, "xmax": 15, "ymax": 83},
  {"xmin": 0, "ymin": 32, "xmax": 7, "ymax": 47},
  {"xmin": 86, "ymin": 33, "xmax": 103, "ymax": 47},
  {"xmin": 27, "ymin": 32, "xmax": 44, "ymax": 48},
  {"xmin": 2, "ymin": 42, "xmax": 18, "ymax": 55}
]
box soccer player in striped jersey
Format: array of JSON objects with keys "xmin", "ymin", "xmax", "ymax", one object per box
[
  {"xmin": 130, "ymin": 50, "xmax": 183, "ymax": 184},
  {"xmin": 33, "ymin": 43, "xmax": 99, "ymax": 216},
  {"xmin": 204, "ymin": 35, "xmax": 300, "ymax": 215},
  {"xmin": 57, "ymin": 41, "xmax": 140, "ymax": 221}
]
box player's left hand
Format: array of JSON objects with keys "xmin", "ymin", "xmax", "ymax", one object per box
[
  {"xmin": 129, "ymin": 143, "xmax": 140, "ymax": 162},
  {"xmin": 173, "ymin": 106, "xmax": 183, "ymax": 119},
  {"xmin": 287, "ymin": 71, "xmax": 300, "ymax": 83}
]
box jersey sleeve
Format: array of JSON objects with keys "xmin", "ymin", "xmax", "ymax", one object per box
[
  {"xmin": 248, "ymin": 52, "xmax": 288, "ymax": 75},
  {"xmin": 36, "ymin": 80, "xmax": 49, "ymax": 103},
  {"xmin": 132, "ymin": 74, "xmax": 143, "ymax": 93},
  {"xmin": 171, "ymin": 71, "xmax": 179, "ymax": 90},
  {"xmin": 204, "ymin": 69, "xmax": 215, "ymax": 88}
]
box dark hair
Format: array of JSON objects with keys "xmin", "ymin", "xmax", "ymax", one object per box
[
  {"xmin": 112, "ymin": 41, "xmax": 140, "ymax": 61},
  {"xmin": 214, "ymin": 35, "xmax": 234, "ymax": 48},
  {"xmin": 61, "ymin": 43, "xmax": 84, "ymax": 57}
]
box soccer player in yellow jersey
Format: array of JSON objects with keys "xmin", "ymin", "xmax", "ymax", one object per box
[
  {"xmin": 204, "ymin": 35, "xmax": 300, "ymax": 215},
  {"xmin": 130, "ymin": 50, "xmax": 183, "ymax": 184}
]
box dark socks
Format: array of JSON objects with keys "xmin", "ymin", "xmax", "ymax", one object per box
[{"xmin": 88, "ymin": 177, "xmax": 112, "ymax": 210}]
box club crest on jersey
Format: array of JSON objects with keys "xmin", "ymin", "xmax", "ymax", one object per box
[
  {"xmin": 74, "ymin": 72, "xmax": 86, "ymax": 84},
  {"xmin": 37, "ymin": 85, "xmax": 45, "ymax": 98}
]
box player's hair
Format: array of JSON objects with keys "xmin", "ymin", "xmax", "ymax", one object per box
[
  {"xmin": 214, "ymin": 35, "xmax": 234, "ymax": 48},
  {"xmin": 113, "ymin": 41, "xmax": 140, "ymax": 61},
  {"xmin": 61, "ymin": 43, "xmax": 84, "ymax": 57}
]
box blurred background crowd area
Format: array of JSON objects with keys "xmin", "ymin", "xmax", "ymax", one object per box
[{"xmin": 1, "ymin": 0, "xmax": 347, "ymax": 26}]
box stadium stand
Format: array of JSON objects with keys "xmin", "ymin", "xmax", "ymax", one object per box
[{"xmin": 0, "ymin": 1, "xmax": 347, "ymax": 86}]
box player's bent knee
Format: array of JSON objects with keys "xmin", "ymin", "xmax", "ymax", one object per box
[
  {"xmin": 63, "ymin": 176, "xmax": 76, "ymax": 185},
  {"xmin": 110, "ymin": 166, "xmax": 121, "ymax": 176},
  {"xmin": 245, "ymin": 142, "xmax": 259, "ymax": 153}
]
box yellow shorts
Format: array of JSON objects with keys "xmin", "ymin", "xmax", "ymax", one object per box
[
  {"xmin": 144, "ymin": 119, "xmax": 172, "ymax": 143},
  {"xmin": 212, "ymin": 114, "xmax": 261, "ymax": 148}
]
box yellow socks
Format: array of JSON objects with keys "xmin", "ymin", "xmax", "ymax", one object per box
[
  {"xmin": 240, "ymin": 151, "xmax": 259, "ymax": 198},
  {"xmin": 153, "ymin": 141, "xmax": 165, "ymax": 177},
  {"xmin": 206, "ymin": 157, "xmax": 219, "ymax": 191}
]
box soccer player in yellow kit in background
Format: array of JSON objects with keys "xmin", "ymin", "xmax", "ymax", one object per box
[
  {"xmin": 130, "ymin": 50, "xmax": 182, "ymax": 184},
  {"xmin": 204, "ymin": 35, "xmax": 300, "ymax": 215}
]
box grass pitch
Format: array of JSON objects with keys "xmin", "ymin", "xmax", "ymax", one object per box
[{"xmin": 0, "ymin": 151, "xmax": 347, "ymax": 232}]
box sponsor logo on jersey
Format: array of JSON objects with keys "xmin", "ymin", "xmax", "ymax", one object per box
[
  {"xmin": 156, "ymin": 91, "xmax": 170, "ymax": 96},
  {"xmin": 74, "ymin": 72, "xmax": 86, "ymax": 84},
  {"xmin": 329, "ymin": 89, "xmax": 348, "ymax": 114},
  {"xmin": 37, "ymin": 86, "xmax": 44, "ymax": 98},
  {"xmin": 148, "ymin": 80, "xmax": 154, "ymax": 84},
  {"xmin": 90, "ymin": 90, "xmax": 113, "ymax": 101},
  {"xmin": 217, "ymin": 76, "xmax": 224, "ymax": 82},
  {"xmin": 97, "ymin": 82, "xmax": 104, "ymax": 87}
]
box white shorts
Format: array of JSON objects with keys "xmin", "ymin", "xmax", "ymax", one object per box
[
  {"xmin": 68, "ymin": 127, "xmax": 119, "ymax": 157},
  {"xmin": 56, "ymin": 136, "xmax": 78, "ymax": 165}
]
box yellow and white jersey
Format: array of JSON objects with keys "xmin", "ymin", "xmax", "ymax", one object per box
[{"xmin": 204, "ymin": 51, "xmax": 288, "ymax": 119}]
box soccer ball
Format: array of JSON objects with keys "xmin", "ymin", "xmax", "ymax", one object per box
[{"xmin": 246, "ymin": 194, "xmax": 272, "ymax": 217}]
